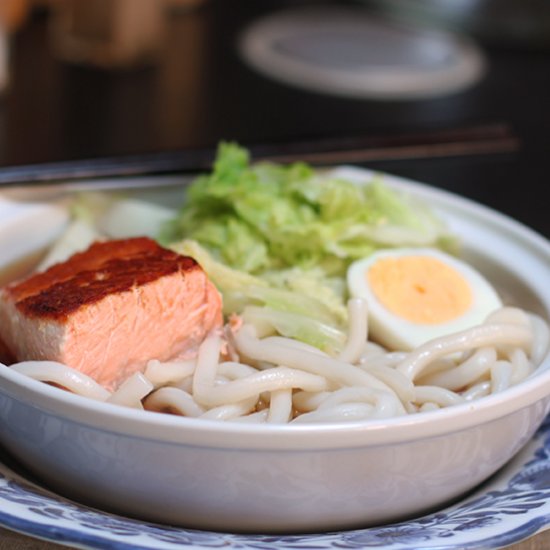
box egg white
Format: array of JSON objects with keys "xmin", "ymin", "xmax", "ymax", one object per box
[{"xmin": 347, "ymin": 247, "xmax": 503, "ymax": 351}]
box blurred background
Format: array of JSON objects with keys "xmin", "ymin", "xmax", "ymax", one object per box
[{"xmin": 0, "ymin": 0, "xmax": 548, "ymax": 234}]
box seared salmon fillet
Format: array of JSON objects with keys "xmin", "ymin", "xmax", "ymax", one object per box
[{"xmin": 0, "ymin": 237, "xmax": 223, "ymax": 391}]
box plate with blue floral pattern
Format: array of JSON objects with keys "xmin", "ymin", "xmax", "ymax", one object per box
[{"xmin": 2, "ymin": 415, "xmax": 550, "ymax": 550}]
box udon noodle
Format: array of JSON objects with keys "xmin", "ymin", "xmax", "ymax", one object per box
[{"xmin": 7, "ymin": 298, "xmax": 549, "ymax": 424}]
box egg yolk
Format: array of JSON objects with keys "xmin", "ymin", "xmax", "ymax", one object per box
[{"xmin": 367, "ymin": 255, "xmax": 472, "ymax": 324}]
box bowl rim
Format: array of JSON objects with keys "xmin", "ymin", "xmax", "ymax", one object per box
[{"xmin": 1, "ymin": 166, "xmax": 550, "ymax": 451}]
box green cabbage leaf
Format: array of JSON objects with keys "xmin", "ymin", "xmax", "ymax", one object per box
[{"xmin": 162, "ymin": 142, "xmax": 457, "ymax": 349}]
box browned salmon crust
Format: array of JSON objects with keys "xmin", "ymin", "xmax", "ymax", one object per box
[
  {"xmin": 0, "ymin": 237, "xmax": 223, "ymax": 391},
  {"xmin": 9, "ymin": 238, "xmax": 200, "ymax": 319}
]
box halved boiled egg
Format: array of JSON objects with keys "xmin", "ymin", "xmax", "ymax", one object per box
[{"xmin": 347, "ymin": 247, "xmax": 502, "ymax": 351}]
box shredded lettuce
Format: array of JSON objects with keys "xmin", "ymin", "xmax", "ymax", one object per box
[
  {"xmin": 98, "ymin": 198, "xmax": 174, "ymax": 240},
  {"xmin": 36, "ymin": 192, "xmax": 111, "ymax": 270},
  {"xmin": 41, "ymin": 191, "xmax": 176, "ymax": 272},
  {"xmin": 37, "ymin": 219, "xmax": 100, "ymax": 271},
  {"xmin": 161, "ymin": 142, "xmax": 456, "ymax": 275},
  {"xmin": 171, "ymin": 239, "xmax": 345, "ymax": 349},
  {"xmin": 71, "ymin": 191, "xmax": 175, "ymax": 240},
  {"xmin": 161, "ymin": 142, "xmax": 458, "ymax": 348},
  {"xmin": 242, "ymin": 306, "xmax": 346, "ymax": 353}
]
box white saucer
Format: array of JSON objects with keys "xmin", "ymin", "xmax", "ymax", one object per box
[{"xmin": 239, "ymin": 6, "xmax": 486, "ymax": 100}]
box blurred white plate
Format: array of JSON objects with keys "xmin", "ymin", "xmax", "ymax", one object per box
[{"xmin": 239, "ymin": 6, "xmax": 486, "ymax": 100}]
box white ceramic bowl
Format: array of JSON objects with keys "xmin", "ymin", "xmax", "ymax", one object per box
[{"xmin": 1, "ymin": 167, "xmax": 550, "ymax": 534}]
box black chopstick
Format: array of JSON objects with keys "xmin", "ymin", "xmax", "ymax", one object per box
[{"xmin": 0, "ymin": 123, "xmax": 519, "ymax": 187}]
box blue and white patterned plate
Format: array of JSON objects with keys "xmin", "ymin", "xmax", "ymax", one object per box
[{"xmin": 3, "ymin": 417, "xmax": 550, "ymax": 550}]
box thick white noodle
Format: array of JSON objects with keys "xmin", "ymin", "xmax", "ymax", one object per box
[
  {"xmin": 317, "ymin": 387, "xmax": 403, "ymax": 419},
  {"xmin": 397, "ymin": 323, "xmax": 533, "ymax": 381},
  {"xmin": 491, "ymin": 361, "xmax": 513, "ymax": 393},
  {"xmin": 338, "ymin": 298, "xmax": 368, "ymax": 364},
  {"xmin": 293, "ymin": 390, "xmax": 330, "ymax": 412},
  {"xmin": 9, "ymin": 361, "xmax": 111, "ymax": 401},
  {"xmin": 195, "ymin": 365, "xmax": 328, "ymax": 408},
  {"xmin": 417, "ymin": 348, "xmax": 496, "ymax": 391},
  {"xmin": 192, "ymin": 333, "xmax": 223, "ymax": 396},
  {"xmin": 486, "ymin": 308, "xmax": 549, "ymax": 364},
  {"xmin": 529, "ymin": 314, "xmax": 550, "ymax": 365},
  {"xmin": 217, "ymin": 362, "xmax": 258, "ymax": 379},
  {"xmin": 509, "ymin": 349, "xmax": 532, "ymax": 385},
  {"xmin": 144, "ymin": 359, "xmax": 196, "ymax": 387},
  {"xmin": 358, "ymin": 341, "xmax": 388, "ymax": 358},
  {"xmin": 232, "ymin": 410, "xmax": 270, "ymax": 423},
  {"xmin": 172, "ymin": 376, "xmax": 193, "ymax": 393},
  {"xmin": 144, "ymin": 387, "xmax": 205, "ymax": 417},
  {"xmin": 199, "ymin": 396, "xmax": 258, "ymax": 421},
  {"xmin": 358, "ymin": 364, "xmax": 414, "ymax": 405},
  {"xmin": 223, "ymin": 324, "xmax": 241, "ymax": 363},
  {"xmin": 291, "ymin": 402, "xmax": 376, "ymax": 423},
  {"xmin": 419, "ymin": 402, "xmax": 440, "ymax": 412},
  {"xmin": 411, "ymin": 357, "xmax": 456, "ymax": 379},
  {"xmin": 414, "ymin": 386, "xmax": 465, "ymax": 407},
  {"xmin": 262, "ymin": 336, "xmax": 329, "ymax": 357},
  {"xmin": 191, "ymin": 335, "xmax": 328, "ymax": 409},
  {"xmin": 107, "ymin": 372, "xmax": 153, "ymax": 408},
  {"xmin": 267, "ymin": 389, "xmax": 293, "ymax": 423},
  {"xmin": 462, "ymin": 380, "xmax": 492, "ymax": 401},
  {"xmin": 485, "ymin": 307, "xmax": 531, "ymax": 326},
  {"xmin": 359, "ymin": 350, "xmax": 408, "ymax": 369},
  {"xmin": 234, "ymin": 325, "xmax": 396, "ymax": 394}
]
